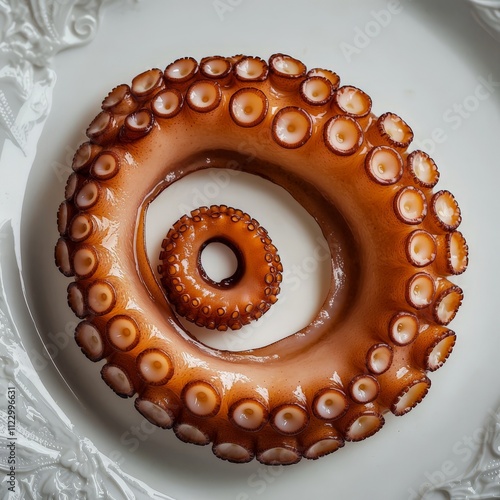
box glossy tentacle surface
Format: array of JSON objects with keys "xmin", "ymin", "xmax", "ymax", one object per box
[
  {"xmin": 55, "ymin": 53, "xmax": 468, "ymax": 464},
  {"xmin": 158, "ymin": 205, "xmax": 282, "ymax": 331}
]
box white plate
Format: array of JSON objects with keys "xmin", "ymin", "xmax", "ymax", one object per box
[{"xmin": 2, "ymin": 0, "xmax": 500, "ymax": 499}]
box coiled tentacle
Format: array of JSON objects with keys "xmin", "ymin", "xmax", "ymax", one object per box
[{"xmin": 55, "ymin": 53, "xmax": 468, "ymax": 464}]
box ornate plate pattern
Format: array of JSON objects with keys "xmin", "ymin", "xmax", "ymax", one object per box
[
  {"xmin": 468, "ymin": 0, "xmax": 500, "ymax": 41},
  {"xmin": 0, "ymin": 0, "xmax": 171, "ymax": 498}
]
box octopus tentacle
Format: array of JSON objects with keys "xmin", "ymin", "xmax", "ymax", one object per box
[
  {"xmin": 212, "ymin": 437, "xmax": 255, "ymax": 463},
  {"xmin": 86, "ymin": 111, "xmax": 119, "ymax": 145},
  {"xmin": 432, "ymin": 283, "xmax": 464, "ymax": 325},
  {"xmin": 200, "ymin": 56, "xmax": 233, "ymax": 84},
  {"xmin": 368, "ymin": 111, "xmax": 414, "ymax": 150},
  {"xmin": 101, "ymin": 361, "xmax": 136, "ymax": 398},
  {"xmin": 67, "ymin": 213, "xmax": 95, "ymax": 242},
  {"xmin": 407, "ymin": 150, "xmax": 440, "ymax": 188},
  {"xmin": 323, "ymin": 115, "xmax": 363, "ymax": 156},
  {"xmin": 131, "ymin": 68, "xmax": 165, "ymax": 99},
  {"xmin": 307, "ymin": 68, "xmax": 340, "ymax": 89},
  {"xmin": 270, "ymin": 404, "xmax": 309, "ymax": 436},
  {"xmin": 72, "ymin": 142, "xmax": 102, "ymax": 173},
  {"xmin": 378, "ymin": 366, "xmax": 431, "ymax": 416},
  {"xmin": 75, "ymin": 320, "xmax": 108, "ymax": 362},
  {"xmin": 72, "ymin": 244, "xmax": 98, "ymax": 279},
  {"xmin": 388, "ymin": 311, "xmax": 420, "ymax": 346},
  {"xmin": 64, "ymin": 172, "xmax": 83, "ymax": 201},
  {"xmin": 55, "ymin": 237, "xmax": 73, "ymax": 277},
  {"xmin": 67, "ymin": 281, "xmax": 86, "ymax": 318},
  {"xmin": 436, "ymin": 230, "xmax": 469, "ymax": 276},
  {"xmin": 137, "ymin": 348, "xmax": 174, "ymax": 386},
  {"xmin": 164, "ymin": 57, "xmax": 199, "ymax": 85},
  {"xmin": 268, "ymin": 53, "xmax": 306, "ymax": 91},
  {"xmin": 366, "ymin": 343, "xmax": 394, "ymax": 375},
  {"xmin": 340, "ymin": 406, "xmax": 385, "ymax": 442},
  {"xmin": 271, "ymin": 106, "xmax": 312, "ymax": 149},
  {"xmin": 135, "ymin": 387, "xmax": 180, "ymax": 429},
  {"xmin": 233, "ymin": 56, "xmax": 269, "ymax": 82},
  {"xmin": 413, "ymin": 326, "xmax": 457, "ymax": 371},
  {"xmin": 106, "ymin": 314, "xmax": 140, "ymax": 352},
  {"xmin": 151, "ymin": 88, "xmax": 184, "ymax": 119},
  {"xmin": 90, "ymin": 151, "xmax": 121, "ymax": 180},
  {"xmin": 86, "ymin": 279, "xmax": 117, "ymax": 316},
  {"xmin": 365, "ymin": 146, "xmax": 404, "ymax": 185},
  {"xmin": 299, "ymin": 76, "xmax": 334, "ymax": 107},
  {"xmin": 229, "ymin": 87, "xmax": 268, "ymax": 127},
  {"xmin": 74, "ymin": 180, "xmax": 101, "ymax": 211},
  {"xmin": 159, "ymin": 205, "xmax": 282, "ymax": 331},
  {"xmin": 119, "ymin": 109, "xmax": 155, "ymax": 142},
  {"xmin": 186, "ymin": 80, "xmax": 222, "ymax": 113},
  {"xmin": 102, "ymin": 84, "xmax": 138, "ymax": 116},
  {"xmin": 55, "ymin": 53, "xmax": 468, "ymax": 464},
  {"xmin": 393, "ymin": 186, "xmax": 428, "ymax": 225},
  {"xmin": 348, "ymin": 374, "xmax": 380, "ymax": 404},
  {"xmin": 229, "ymin": 397, "xmax": 269, "ymax": 432},
  {"xmin": 391, "ymin": 378, "xmax": 431, "ymax": 416},
  {"xmin": 174, "ymin": 419, "xmax": 211, "ymax": 446},
  {"xmin": 312, "ymin": 387, "xmax": 349, "ymax": 421},
  {"xmin": 406, "ymin": 272, "xmax": 436, "ymax": 309},
  {"xmin": 332, "ymin": 85, "xmax": 372, "ymax": 123},
  {"xmin": 430, "ymin": 190, "xmax": 462, "ymax": 232},
  {"xmin": 182, "ymin": 380, "xmax": 221, "ymax": 418},
  {"xmin": 405, "ymin": 229, "xmax": 437, "ymax": 267},
  {"xmin": 301, "ymin": 421, "xmax": 344, "ymax": 460},
  {"xmin": 256, "ymin": 434, "xmax": 302, "ymax": 465}
]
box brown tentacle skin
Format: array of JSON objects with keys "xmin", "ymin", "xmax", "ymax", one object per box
[
  {"xmin": 55, "ymin": 53, "xmax": 468, "ymax": 464},
  {"xmin": 158, "ymin": 205, "xmax": 282, "ymax": 331},
  {"xmin": 135, "ymin": 386, "xmax": 181, "ymax": 429}
]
